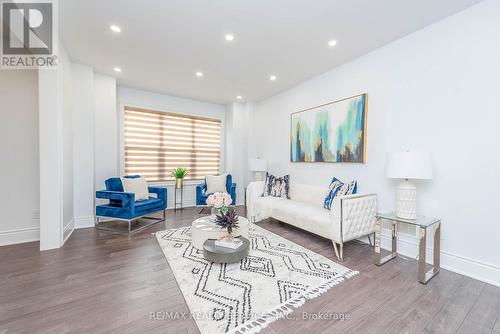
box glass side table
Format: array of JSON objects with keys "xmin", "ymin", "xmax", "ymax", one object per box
[{"xmin": 374, "ymin": 212, "xmax": 441, "ymax": 284}]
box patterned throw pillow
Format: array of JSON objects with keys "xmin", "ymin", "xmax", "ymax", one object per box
[
  {"xmin": 263, "ymin": 173, "xmax": 290, "ymax": 198},
  {"xmin": 323, "ymin": 177, "xmax": 358, "ymax": 210}
]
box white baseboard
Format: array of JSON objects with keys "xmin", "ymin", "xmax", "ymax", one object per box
[
  {"xmin": 0, "ymin": 227, "xmax": 40, "ymax": 246},
  {"xmin": 74, "ymin": 216, "xmax": 95, "ymax": 229},
  {"xmin": 370, "ymin": 228, "xmax": 500, "ymax": 287},
  {"xmin": 63, "ymin": 219, "xmax": 74, "ymax": 244}
]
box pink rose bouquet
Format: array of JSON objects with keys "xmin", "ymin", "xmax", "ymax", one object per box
[{"xmin": 206, "ymin": 192, "xmax": 232, "ymax": 214}]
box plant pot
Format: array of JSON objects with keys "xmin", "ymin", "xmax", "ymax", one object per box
[{"xmin": 175, "ymin": 178, "xmax": 183, "ymax": 189}]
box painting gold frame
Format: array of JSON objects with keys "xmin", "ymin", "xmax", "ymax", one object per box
[{"xmin": 290, "ymin": 93, "xmax": 368, "ymax": 163}]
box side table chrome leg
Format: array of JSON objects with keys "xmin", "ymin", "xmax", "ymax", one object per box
[
  {"xmin": 418, "ymin": 223, "xmax": 440, "ymax": 284},
  {"xmin": 418, "ymin": 226, "xmax": 426, "ymax": 283},
  {"xmin": 374, "ymin": 217, "xmax": 381, "ymax": 264},
  {"xmin": 375, "ymin": 219, "xmax": 398, "ymax": 266},
  {"xmin": 391, "ymin": 222, "xmax": 397, "ymax": 257},
  {"xmin": 434, "ymin": 222, "xmax": 441, "ymax": 273}
]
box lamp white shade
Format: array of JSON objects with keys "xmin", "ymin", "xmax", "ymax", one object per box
[
  {"xmin": 386, "ymin": 152, "xmax": 433, "ymax": 180},
  {"xmin": 250, "ymin": 158, "xmax": 267, "ymax": 172}
]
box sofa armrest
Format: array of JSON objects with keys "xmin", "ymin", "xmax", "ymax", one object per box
[
  {"xmin": 148, "ymin": 186, "xmax": 167, "ymax": 202},
  {"xmin": 96, "ymin": 190, "xmax": 135, "ymax": 209},
  {"xmin": 246, "ymin": 181, "xmax": 265, "ymax": 222},
  {"xmin": 331, "ymin": 193, "xmax": 377, "ymax": 243}
]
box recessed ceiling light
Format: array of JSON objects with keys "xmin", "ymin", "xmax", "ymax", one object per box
[
  {"xmin": 269, "ymin": 75, "xmax": 277, "ymax": 81},
  {"xmin": 328, "ymin": 40, "xmax": 337, "ymax": 47},
  {"xmin": 225, "ymin": 34, "xmax": 235, "ymax": 41},
  {"xmin": 196, "ymin": 71, "xmax": 204, "ymax": 77},
  {"xmin": 113, "ymin": 67, "xmax": 122, "ymax": 73},
  {"xmin": 236, "ymin": 95, "xmax": 242, "ymax": 100},
  {"xmin": 110, "ymin": 25, "xmax": 121, "ymax": 33}
]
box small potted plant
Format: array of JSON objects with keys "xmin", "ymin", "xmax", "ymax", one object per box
[
  {"xmin": 171, "ymin": 167, "xmax": 188, "ymax": 189},
  {"xmin": 215, "ymin": 209, "xmax": 239, "ymax": 241},
  {"xmin": 206, "ymin": 192, "xmax": 232, "ymax": 215}
]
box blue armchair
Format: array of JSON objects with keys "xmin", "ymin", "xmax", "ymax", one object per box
[
  {"xmin": 95, "ymin": 175, "xmax": 167, "ymax": 233},
  {"xmin": 196, "ymin": 174, "xmax": 236, "ymax": 205}
]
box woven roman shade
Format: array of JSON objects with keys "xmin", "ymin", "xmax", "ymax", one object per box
[{"xmin": 124, "ymin": 107, "xmax": 221, "ymax": 182}]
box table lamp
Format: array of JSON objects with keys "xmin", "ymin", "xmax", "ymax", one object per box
[
  {"xmin": 386, "ymin": 151, "xmax": 433, "ymax": 219},
  {"xmin": 250, "ymin": 158, "xmax": 267, "ymax": 181}
]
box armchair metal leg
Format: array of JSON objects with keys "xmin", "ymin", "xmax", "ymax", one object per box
[{"xmin": 95, "ymin": 211, "xmax": 166, "ymax": 235}]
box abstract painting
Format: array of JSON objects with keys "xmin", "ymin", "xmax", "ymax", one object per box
[{"xmin": 290, "ymin": 94, "xmax": 367, "ymax": 163}]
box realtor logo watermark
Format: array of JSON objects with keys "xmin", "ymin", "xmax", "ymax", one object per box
[{"xmin": 1, "ymin": 0, "xmax": 58, "ymax": 69}]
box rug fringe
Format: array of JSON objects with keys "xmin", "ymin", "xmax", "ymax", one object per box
[{"xmin": 228, "ymin": 270, "xmax": 359, "ymax": 334}]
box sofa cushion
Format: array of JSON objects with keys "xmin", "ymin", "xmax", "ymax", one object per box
[
  {"xmin": 252, "ymin": 196, "xmax": 285, "ymax": 221},
  {"xmin": 135, "ymin": 197, "xmax": 165, "ymax": 215},
  {"xmin": 263, "ymin": 172, "xmax": 290, "ymax": 198},
  {"xmin": 272, "ymin": 199, "xmax": 332, "ymax": 239}
]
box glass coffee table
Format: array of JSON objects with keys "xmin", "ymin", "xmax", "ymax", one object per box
[
  {"xmin": 191, "ymin": 215, "xmax": 250, "ymax": 249},
  {"xmin": 196, "ymin": 205, "xmax": 236, "ymax": 216},
  {"xmin": 374, "ymin": 212, "xmax": 441, "ymax": 284}
]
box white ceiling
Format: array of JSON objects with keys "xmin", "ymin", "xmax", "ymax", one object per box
[{"xmin": 60, "ymin": 0, "xmax": 482, "ymax": 104}]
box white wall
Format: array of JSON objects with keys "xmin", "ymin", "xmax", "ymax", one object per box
[
  {"xmin": 225, "ymin": 103, "xmax": 251, "ymax": 205},
  {"xmin": 39, "ymin": 43, "xmax": 74, "ymax": 250},
  {"xmin": 250, "ymin": 0, "xmax": 500, "ymax": 286},
  {"xmin": 0, "ymin": 70, "xmax": 40, "ymax": 246},
  {"xmin": 72, "ymin": 64, "xmax": 96, "ymax": 228},
  {"xmin": 61, "ymin": 48, "xmax": 74, "ymax": 242},
  {"xmin": 117, "ymin": 86, "xmax": 227, "ymax": 208},
  {"xmin": 94, "ymin": 75, "xmax": 118, "ymax": 192}
]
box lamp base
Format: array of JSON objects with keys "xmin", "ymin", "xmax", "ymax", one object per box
[
  {"xmin": 253, "ymin": 172, "xmax": 265, "ymax": 181},
  {"xmin": 395, "ymin": 180, "xmax": 417, "ymax": 220}
]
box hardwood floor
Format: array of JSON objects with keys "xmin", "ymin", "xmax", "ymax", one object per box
[{"xmin": 1, "ymin": 206, "xmax": 499, "ymax": 334}]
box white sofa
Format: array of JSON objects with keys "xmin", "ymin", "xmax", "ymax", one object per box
[{"xmin": 246, "ymin": 181, "xmax": 378, "ymax": 261}]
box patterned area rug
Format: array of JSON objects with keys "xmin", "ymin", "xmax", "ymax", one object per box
[{"xmin": 155, "ymin": 224, "xmax": 358, "ymax": 334}]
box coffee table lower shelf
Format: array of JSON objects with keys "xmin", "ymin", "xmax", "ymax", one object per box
[{"xmin": 203, "ymin": 237, "xmax": 249, "ymax": 264}]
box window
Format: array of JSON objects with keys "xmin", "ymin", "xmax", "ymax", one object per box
[{"xmin": 124, "ymin": 107, "xmax": 221, "ymax": 182}]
